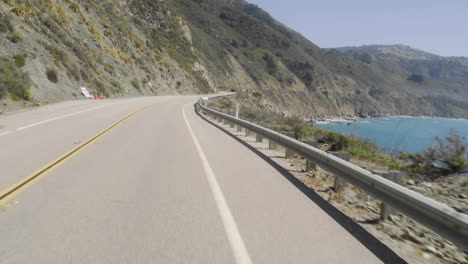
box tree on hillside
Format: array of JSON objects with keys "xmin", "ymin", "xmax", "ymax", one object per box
[{"xmin": 407, "ymin": 73, "xmax": 425, "ymax": 84}]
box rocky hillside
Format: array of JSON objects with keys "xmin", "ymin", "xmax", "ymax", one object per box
[{"xmin": 1, "ymin": 0, "xmax": 467, "ymax": 118}]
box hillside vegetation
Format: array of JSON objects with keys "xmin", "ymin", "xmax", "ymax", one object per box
[{"xmin": 1, "ymin": 0, "xmax": 467, "ymax": 118}]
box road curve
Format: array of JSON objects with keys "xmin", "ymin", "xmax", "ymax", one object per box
[{"xmin": 0, "ymin": 96, "xmax": 387, "ymax": 263}]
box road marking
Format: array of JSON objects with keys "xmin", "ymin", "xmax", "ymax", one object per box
[
  {"xmin": 0, "ymin": 131, "xmax": 11, "ymax": 137},
  {"xmin": 182, "ymin": 107, "xmax": 253, "ymax": 264},
  {"xmin": 0, "ymin": 100, "xmax": 166, "ymax": 205},
  {"xmin": 0, "ymin": 201, "xmax": 18, "ymax": 213},
  {"xmin": 16, "ymin": 102, "xmax": 120, "ymax": 131}
]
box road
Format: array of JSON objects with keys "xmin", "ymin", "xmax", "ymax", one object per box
[{"xmin": 0, "ymin": 96, "xmax": 390, "ymax": 263}]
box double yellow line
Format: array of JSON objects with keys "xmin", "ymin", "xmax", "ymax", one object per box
[{"xmin": 0, "ymin": 101, "xmax": 166, "ymax": 205}]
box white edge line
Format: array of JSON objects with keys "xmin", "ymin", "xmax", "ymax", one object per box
[
  {"xmin": 182, "ymin": 106, "xmax": 253, "ymax": 264},
  {"xmin": 0, "ymin": 131, "xmax": 11, "ymax": 137},
  {"xmin": 16, "ymin": 102, "xmax": 119, "ymax": 131}
]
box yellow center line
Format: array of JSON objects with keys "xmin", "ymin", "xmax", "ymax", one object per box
[{"xmin": 0, "ymin": 100, "xmax": 169, "ymax": 206}]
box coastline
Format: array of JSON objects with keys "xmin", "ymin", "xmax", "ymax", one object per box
[{"xmin": 312, "ymin": 115, "xmax": 468, "ymax": 125}]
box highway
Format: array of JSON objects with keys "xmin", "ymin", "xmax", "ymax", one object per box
[{"xmin": 0, "ymin": 96, "xmax": 392, "ymax": 263}]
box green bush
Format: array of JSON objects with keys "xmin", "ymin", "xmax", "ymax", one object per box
[
  {"xmin": 315, "ymin": 130, "xmax": 350, "ymax": 151},
  {"xmin": 252, "ymin": 91, "xmax": 262, "ymax": 98},
  {"xmin": 0, "ymin": 57, "xmax": 31, "ymax": 100},
  {"xmin": 407, "ymin": 73, "xmax": 425, "ymax": 84},
  {"xmin": 462, "ymin": 179, "xmax": 468, "ymax": 187},
  {"xmin": 314, "ymin": 128, "xmax": 403, "ymax": 170},
  {"xmin": 253, "ymin": 48, "xmax": 268, "ymax": 57},
  {"xmin": 263, "ymin": 53, "xmax": 277, "ymax": 72},
  {"xmin": 46, "ymin": 68, "xmax": 59, "ymax": 83},
  {"xmin": 8, "ymin": 32, "xmax": 22, "ymax": 43},
  {"xmin": 276, "ymin": 116, "xmax": 314, "ymax": 140},
  {"xmin": 13, "ymin": 53, "xmax": 27, "ymax": 67},
  {"xmin": 131, "ymin": 79, "xmax": 141, "ymax": 92},
  {"xmin": 0, "ymin": 12, "xmax": 13, "ymax": 33},
  {"xmin": 44, "ymin": 44, "xmax": 66, "ymax": 63},
  {"xmin": 94, "ymin": 79, "xmax": 110, "ymax": 97},
  {"xmin": 402, "ymin": 132, "xmax": 468, "ymax": 177}
]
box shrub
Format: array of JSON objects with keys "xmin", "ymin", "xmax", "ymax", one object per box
[
  {"xmin": 0, "ymin": 12, "xmax": 13, "ymax": 33},
  {"xmin": 43, "ymin": 44, "xmax": 66, "ymax": 63},
  {"xmin": 408, "ymin": 73, "xmax": 425, "ymax": 84},
  {"xmin": 279, "ymin": 116, "xmax": 302, "ymax": 128},
  {"xmin": 353, "ymin": 51, "xmax": 373, "ymax": 64},
  {"xmin": 462, "ymin": 179, "xmax": 468, "ymax": 187},
  {"xmin": 110, "ymin": 80, "xmax": 125, "ymax": 94},
  {"xmin": 253, "ymin": 48, "xmax": 268, "ymax": 57},
  {"xmin": 46, "ymin": 68, "xmax": 59, "ymax": 83},
  {"xmin": 314, "ymin": 128, "xmax": 403, "ymax": 170},
  {"xmin": 262, "ymin": 53, "xmax": 277, "ymax": 73},
  {"xmin": 294, "ymin": 124, "xmax": 313, "ymax": 140},
  {"xmin": 0, "ymin": 58, "xmax": 31, "ymax": 100},
  {"xmin": 435, "ymin": 133, "xmax": 468, "ymax": 173},
  {"xmin": 401, "ymin": 132, "xmax": 468, "ymax": 178},
  {"xmin": 252, "ymin": 91, "xmax": 262, "ymax": 98},
  {"xmin": 11, "ymin": 3, "xmax": 33, "ymax": 19},
  {"xmin": 88, "ymin": 24, "xmax": 102, "ymax": 42},
  {"xmin": 8, "ymin": 32, "xmax": 22, "ymax": 43},
  {"xmin": 230, "ymin": 39, "xmax": 238, "ymax": 48},
  {"xmin": 94, "ymin": 79, "xmax": 110, "ymax": 97},
  {"xmin": 64, "ymin": 62, "xmax": 80, "ymax": 81},
  {"xmin": 276, "ymin": 116, "xmax": 313, "ymax": 140},
  {"xmin": 131, "ymin": 79, "xmax": 141, "ymax": 92},
  {"xmin": 103, "ymin": 63, "xmax": 114, "ymax": 73},
  {"xmin": 316, "ymin": 130, "xmax": 350, "ymax": 151},
  {"xmin": 13, "ymin": 53, "xmax": 27, "ymax": 67}
]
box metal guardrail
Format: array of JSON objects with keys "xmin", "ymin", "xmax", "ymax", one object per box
[{"xmin": 196, "ymin": 97, "xmax": 468, "ymax": 250}]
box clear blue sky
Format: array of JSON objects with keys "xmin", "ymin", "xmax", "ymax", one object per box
[{"xmin": 247, "ymin": 0, "xmax": 468, "ymax": 57}]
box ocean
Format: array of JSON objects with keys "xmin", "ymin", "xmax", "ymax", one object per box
[{"xmin": 316, "ymin": 117, "xmax": 468, "ymax": 154}]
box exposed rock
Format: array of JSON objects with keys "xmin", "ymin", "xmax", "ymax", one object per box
[{"xmin": 1, "ymin": 0, "xmax": 468, "ymax": 118}]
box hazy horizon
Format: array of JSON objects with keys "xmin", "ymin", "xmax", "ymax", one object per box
[{"xmin": 247, "ymin": 0, "xmax": 468, "ymax": 57}]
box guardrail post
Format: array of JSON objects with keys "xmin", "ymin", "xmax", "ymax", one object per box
[
  {"xmin": 333, "ymin": 176, "xmax": 345, "ymax": 192},
  {"xmin": 246, "ymin": 129, "xmax": 252, "ymax": 136},
  {"xmin": 230, "ymin": 122, "xmax": 235, "ymax": 128},
  {"xmin": 223, "ymin": 119, "xmax": 229, "ymax": 125},
  {"xmin": 269, "ymin": 140, "xmax": 276, "ymax": 150},
  {"xmin": 329, "ymin": 152, "xmax": 351, "ymax": 192},
  {"xmin": 302, "ymin": 140, "xmax": 319, "ymax": 172},
  {"xmin": 285, "ymin": 149, "xmax": 295, "ymax": 159},
  {"xmin": 256, "ymin": 134, "xmax": 263, "ymax": 142},
  {"xmin": 305, "ymin": 160, "xmax": 317, "ymax": 171},
  {"xmin": 374, "ymin": 170, "xmax": 403, "ymax": 221},
  {"xmin": 218, "ymin": 116, "xmax": 223, "ymax": 123},
  {"xmin": 237, "ymin": 125, "xmax": 242, "ymax": 132}
]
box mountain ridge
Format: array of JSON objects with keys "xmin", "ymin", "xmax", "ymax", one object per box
[
  {"xmin": 335, "ymin": 44, "xmax": 468, "ymax": 82},
  {"xmin": 335, "ymin": 44, "xmax": 468, "ymax": 60},
  {"xmin": 1, "ymin": 0, "xmax": 467, "ymax": 118}
]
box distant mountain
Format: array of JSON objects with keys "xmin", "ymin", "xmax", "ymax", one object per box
[
  {"xmin": 337, "ymin": 45, "xmax": 439, "ymax": 60},
  {"xmin": 1, "ymin": 1, "xmax": 467, "ymax": 118},
  {"xmin": 336, "ymin": 45, "xmax": 468, "ymax": 81}
]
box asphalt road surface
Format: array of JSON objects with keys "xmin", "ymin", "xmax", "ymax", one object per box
[{"xmin": 0, "ymin": 96, "xmax": 387, "ymax": 263}]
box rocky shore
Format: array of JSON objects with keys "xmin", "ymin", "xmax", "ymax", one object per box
[{"xmin": 296, "ymin": 160, "xmax": 467, "ymax": 264}]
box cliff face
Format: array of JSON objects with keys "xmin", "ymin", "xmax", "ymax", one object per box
[{"xmin": 1, "ymin": 0, "xmax": 467, "ymax": 118}]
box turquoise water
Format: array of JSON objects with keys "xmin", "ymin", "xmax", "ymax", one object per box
[{"xmin": 316, "ymin": 117, "xmax": 468, "ymax": 154}]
